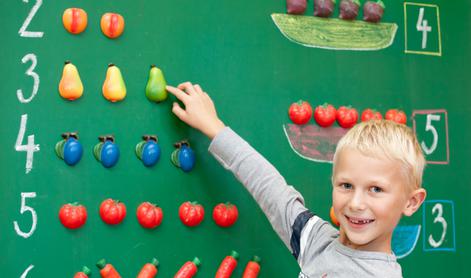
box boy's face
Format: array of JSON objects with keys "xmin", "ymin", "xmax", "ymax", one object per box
[{"xmin": 332, "ymin": 147, "xmax": 412, "ymax": 253}]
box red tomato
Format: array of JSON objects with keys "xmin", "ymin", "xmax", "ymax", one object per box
[
  {"xmin": 59, "ymin": 202, "xmax": 87, "ymax": 229},
  {"xmin": 314, "ymin": 103, "xmax": 337, "ymax": 127},
  {"xmin": 336, "ymin": 106, "xmax": 358, "ymax": 128},
  {"xmin": 136, "ymin": 202, "xmax": 163, "ymax": 229},
  {"xmin": 179, "ymin": 201, "xmax": 204, "ymax": 227},
  {"xmin": 99, "ymin": 198, "xmax": 126, "ymax": 225},
  {"xmin": 361, "ymin": 108, "xmax": 383, "ymax": 122},
  {"xmin": 213, "ymin": 202, "xmax": 239, "ymax": 227},
  {"xmin": 288, "ymin": 100, "xmax": 312, "ymax": 125},
  {"xmin": 385, "ymin": 109, "xmax": 407, "ymax": 124}
]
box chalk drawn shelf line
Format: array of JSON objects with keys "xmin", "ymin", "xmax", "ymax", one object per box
[{"xmin": 271, "ymin": 13, "xmax": 398, "ymax": 51}]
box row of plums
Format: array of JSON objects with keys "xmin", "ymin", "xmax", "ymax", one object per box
[
  {"xmin": 56, "ymin": 133, "xmax": 195, "ymax": 172},
  {"xmin": 59, "ymin": 62, "xmax": 167, "ymax": 103}
]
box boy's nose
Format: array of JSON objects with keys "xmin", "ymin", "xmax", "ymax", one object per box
[{"xmin": 348, "ymin": 191, "xmax": 367, "ymax": 211}]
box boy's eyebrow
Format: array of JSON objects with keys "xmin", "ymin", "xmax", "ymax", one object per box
[
  {"xmin": 333, "ymin": 175, "xmax": 391, "ymax": 187},
  {"xmin": 332, "ymin": 175, "xmax": 350, "ymax": 182}
]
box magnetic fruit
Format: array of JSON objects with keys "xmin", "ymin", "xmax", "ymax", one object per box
[
  {"xmin": 100, "ymin": 13, "xmax": 125, "ymax": 39},
  {"xmin": 74, "ymin": 266, "xmax": 92, "ymax": 278},
  {"xmin": 339, "ymin": 0, "xmax": 360, "ymax": 20},
  {"xmin": 288, "ymin": 100, "xmax": 312, "ymax": 125},
  {"xmin": 385, "ymin": 109, "xmax": 407, "ymax": 124},
  {"xmin": 93, "ymin": 135, "xmax": 120, "ymax": 168},
  {"xmin": 62, "ymin": 8, "xmax": 88, "ymax": 34},
  {"xmin": 174, "ymin": 257, "xmax": 201, "ymax": 278},
  {"xmin": 215, "ymin": 250, "xmax": 239, "ymax": 278},
  {"xmin": 171, "ymin": 141, "xmax": 195, "ymax": 173},
  {"xmin": 96, "ymin": 259, "xmax": 122, "ymax": 277},
  {"xmin": 314, "ymin": 103, "xmax": 337, "ymax": 127},
  {"xmin": 135, "ymin": 135, "xmax": 161, "ymax": 167},
  {"xmin": 242, "ymin": 256, "xmax": 261, "ymax": 278},
  {"xmin": 286, "ymin": 0, "xmax": 307, "ymax": 15},
  {"xmin": 179, "ymin": 201, "xmax": 204, "ymax": 227},
  {"xmin": 314, "ymin": 0, "xmax": 336, "ymax": 18},
  {"xmin": 103, "ymin": 63, "xmax": 126, "ymax": 102},
  {"xmin": 213, "ymin": 202, "xmax": 239, "ymax": 227},
  {"xmin": 136, "ymin": 202, "xmax": 163, "ymax": 229},
  {"xmin": 336, "ymin": 106, "xmax": 358, "ymax": 128},
  {"xmin": 363, "ymin": 0, "xmax": 385, "ymax": 23},
  {"xmin": 99, "ymin": 198, "xmax": 126, "ymax": 225},
  {"xmin": 145, "ymin": 65, "xmax": 168, "ymax": 102},
  {"xmin": 55, "ymin": 132, "xmax": 83, "ymax": 166},
  {"xmin": 59, "ymin": 202, "xmax": 87, "ymax": 229},
  {"xmin": 361, "ymin": 108, "xmax": 383, "ymax": 122},
  {"xmin": 59, "ymin": 61, "xmax": 83, "ymax": 101},
  {"xmin": 330, "ymin": 206, "xmax": 340, "ymax": 226},
  {"xmin": 137, "ymin": 258, "xmax": 159, "ymax": 278}
]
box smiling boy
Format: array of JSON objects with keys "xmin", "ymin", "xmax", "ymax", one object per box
[{"xmin": 167, "ymin": 82, "xmax": 427, "ymax": 277}]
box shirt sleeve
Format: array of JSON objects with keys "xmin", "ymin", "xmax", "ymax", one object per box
[{"xmin": 208, "ymin": 127, "xmax": 311, "ymax": 253}]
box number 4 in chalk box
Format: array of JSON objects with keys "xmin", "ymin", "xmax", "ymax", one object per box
[
  {"xmin": 404, "ymin": 2, "xmax": 442, "ymax": 56},
  {"xmin": 412, "ymin": 110, "xmax": 449, "ymax": 164},
  {"xmin": 422, "ymin": 200, "xmax": 456, "ymax": 252}
]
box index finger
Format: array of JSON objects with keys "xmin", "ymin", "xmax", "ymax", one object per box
[
  {"xmin": 177, "ymin": 82, "xmax": 197, "ymax": 95},
  {"xmin": 166, "ymin": 85, "xmax": 190, "ymax": 103}
]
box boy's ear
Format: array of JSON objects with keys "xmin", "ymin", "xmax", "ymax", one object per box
[{"xmin": 403, "ymin": 188, "xmax": 427, "ymax": 217}]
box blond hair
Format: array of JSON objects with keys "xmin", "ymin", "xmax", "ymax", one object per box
[{"xmin": 333, "ymin": 120, "xmax": 426, "ymax": 191}]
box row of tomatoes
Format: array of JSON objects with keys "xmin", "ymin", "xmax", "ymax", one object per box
[
  {"xmin": 288, "ymin": 101, "xmax": 407, "ymax": 128},
  {"xmin": 59, "ymin": 199, "xmax": 239, "ymax": 230},
  {"xmin": 74, "ymin": 253, "xmax": 261, "ymax": 278}
]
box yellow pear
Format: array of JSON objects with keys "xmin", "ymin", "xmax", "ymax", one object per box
[
  {"xmin": 58, "ymin": 61, "xmax": 83, "ymax": 100},
  {"xmin": 102, "ymin": 63, "xmax": 126, "ymax": 102}
]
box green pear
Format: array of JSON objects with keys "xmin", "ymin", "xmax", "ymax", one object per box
[{"xmin": 145, "ymin": 65, "xmax": 168, "ymax": 102}]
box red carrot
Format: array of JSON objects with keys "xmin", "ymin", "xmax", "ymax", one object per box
[
  {"xmin": 174, "ymin": 257, "xmax": 201, "ymax": 278},
  {"xmin": 215, "ymin": 250, "xmax": 239, "ymax": 278},
  {"xmin": 242, "ymin": 256, "xmax": 261, "ymax": 278},
  {"xmin": 96, "ymin": 259, "xmax": 121, "ymax": 278},
  {"xmin": 74, "ymin": 266, "xmax": 91, "ymax": 278},
  {"xmin": 137, "ymin": 258, "xmax": 159, "ymax": 278}
]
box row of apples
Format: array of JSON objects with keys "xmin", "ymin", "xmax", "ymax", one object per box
[
  {"xmin": 56, "ymin": 133, "xmax": 195, "ymax": 172},
  {"xmin": 59, "ymin": 61, "xmax": 168, "ymax": 103}
]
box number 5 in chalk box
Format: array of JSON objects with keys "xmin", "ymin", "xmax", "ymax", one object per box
[
  {"xmin": 422, "ymin": 200, "xmax": 456, "ymax": 252},
  {"xmin": 404, "ymin": 2, "xmax": 442, "ymax": 56},
  {"xmin": 412, "ymin": 109, "xmax": 449, "ymax": 164}
]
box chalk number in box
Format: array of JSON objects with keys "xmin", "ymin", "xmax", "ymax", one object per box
[
  {"xmin": 404, "ymin": 2, "xmax": 442, "ymax": 56},
  {"xmin": 423, "ymin": 200, "xmax": 456, "ymax": 251}
]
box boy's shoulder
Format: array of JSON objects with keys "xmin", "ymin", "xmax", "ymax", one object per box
[{"xmin": 295, "ymin": 215, "xmax": 402, "ymax": 278}]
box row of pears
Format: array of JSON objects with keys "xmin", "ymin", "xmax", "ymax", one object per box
[{"xmin": 58, "ymin": 62, "xmax": 168, "ymax": 102}]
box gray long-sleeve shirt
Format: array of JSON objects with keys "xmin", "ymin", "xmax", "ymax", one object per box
[{"xmin": 208, "ymin": 127, "xmax": 402, "ymax": 278}]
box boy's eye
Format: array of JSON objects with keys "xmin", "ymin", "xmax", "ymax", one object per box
[
  {"xmin": 341, "ymin": 183, "xmax": 353, "ymax": 190},
  {"xmin": 370, "ymin": 186, "xmax": 383, "ymax": 193}
]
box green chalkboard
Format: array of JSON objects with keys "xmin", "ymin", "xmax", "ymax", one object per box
[{"xmin": 1, "ymin": 0, "xmax": 470, "ymax": 277}]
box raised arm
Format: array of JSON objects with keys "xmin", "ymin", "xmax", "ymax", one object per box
[{"xmin": 167, "ymin": 83, "xmax": 310, "ymax": 251}]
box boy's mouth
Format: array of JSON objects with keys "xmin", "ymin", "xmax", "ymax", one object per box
[{"xmin": 345, "ymin": 215, "xmax": 375, "ymax": 226}]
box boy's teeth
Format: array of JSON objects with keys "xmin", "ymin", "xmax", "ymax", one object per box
[{"xmin": 349, "ymin": 218, "xmax": 373, "ymax": 224}]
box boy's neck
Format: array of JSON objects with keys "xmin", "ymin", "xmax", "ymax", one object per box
[{"xmin": 338, "ymin": 229, "xmax": 393, "ymax": 254}]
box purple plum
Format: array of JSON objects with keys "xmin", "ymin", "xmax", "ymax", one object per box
[
  {"xmin": 287, "ymin": 0, "xmax": 307, "ymax": 15},
  {"xmin": 363, "ymin": 0, "xmax": 385, "ymax": 23},
  {"xmin": 339, "ymin": 0, "xmax": 361, "ymax": 20},
  {"xmin": 314, "ymin": 0, "xmax": 336, "ymax": 18}
]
